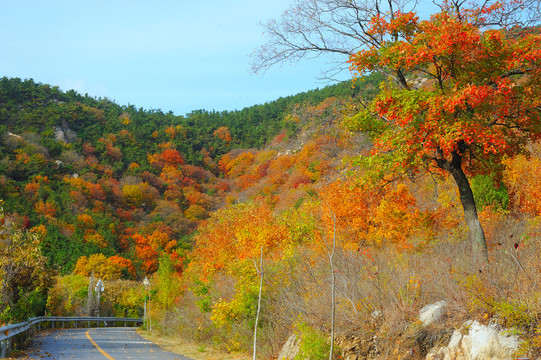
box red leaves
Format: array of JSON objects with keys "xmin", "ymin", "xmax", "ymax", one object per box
[
  {"xmin": 161, "ymin": 149, "xmax": 184, "ymax": 167},
  {"xmin": 349, "ymin": 1, "xmax": 541, "ymax": 177}
]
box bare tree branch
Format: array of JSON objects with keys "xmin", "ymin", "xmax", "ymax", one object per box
[
  {"xmin": 251, "ymin": 0, "xmax": 540, "ymax": 79},
  {"xmin": 250, "ymin": 0, "xmax": 419, "ymax": 77}
]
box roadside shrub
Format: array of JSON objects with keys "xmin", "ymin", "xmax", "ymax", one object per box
[{"xmin": 294, "ymin": 320, "xmax": 332, "ymax": 360}]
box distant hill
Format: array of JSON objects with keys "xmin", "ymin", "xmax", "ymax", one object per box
[{"xmin": 0, "ymin": 74, "xmax": 382, "ymax": 275}]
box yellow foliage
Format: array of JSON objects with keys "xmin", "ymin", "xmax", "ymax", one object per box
[
  {"xmin": 73, "ymin": 254, "xmax": 121, "ymax": 280},
  {"xmin": 46, "ymin": 274, "xmax": 88, "ymax": 316},
  {"xmin": 185, "ymin": 204, "xmax": 207, "ymax": 221},
  {"xmin": 118, "ymin": 112, "xmax": 131, "ymax": 125},
  {"xmin": 84, "ymin": 233, "xmax": 108, "ymax": 248},
  {"xmin": 77, "ymin": 213, "xmax": 95, "ymax": 230},
  {"xmin": 34, "ymin": 200, "xmax": 57, "ymax": 218},
  {"xmin": 503, "ymin": 151, "xmax": 541, "ymax": 215},
  {"xmin": 30, "ymin": 224, "xmax": 47, "ymax": 237}
]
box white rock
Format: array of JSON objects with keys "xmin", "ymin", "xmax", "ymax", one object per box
[
  {"xmin": 426, "ymin": 320, "xmax": 521, "ymax": 360},
  {"xmin": 7, "ymin": 132, "xmax": 22, "ymax": 139},
  {"xmin": 278, "ymin": 334, "xmax": 300, "ymax": 360},
  {"xmin": 419, "ymin": 301, "xmax": 448, "ymax": 326}
]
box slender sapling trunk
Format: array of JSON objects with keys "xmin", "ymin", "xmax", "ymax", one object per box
[{"xmin": 253, "ymin": 246, "xmax": 264, "ymax": 360}]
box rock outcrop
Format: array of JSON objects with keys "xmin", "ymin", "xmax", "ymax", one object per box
[
  {"xmin": 277, "ymin": 302, "xmax": 523, "ymax": 360},
  {"xmin": 335, "ymin": 331, "xmax": 380, "ymax": 360},
  {"xmin": 277, "ymin": 334, "xmax": 300, "ymax": 360},
  {"xmin": 426, "ymin": 320, "xmax": 521, "ymax": 360}
]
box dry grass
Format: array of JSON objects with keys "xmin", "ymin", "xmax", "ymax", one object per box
[
  {"xmin": 137, "ymin": 329, "xmax": 251, "ymax": 360},
  {"xmin": 149, "ymin": 211, "xmax": 541, "ymax": 359},
  {"xmin": 256, "ymin": 212, "xmax": 541, "ymax": 358}
]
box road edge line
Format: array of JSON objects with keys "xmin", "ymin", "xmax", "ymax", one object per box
[{"xmin": 85, "ymin": 329, "xmax": 116, "ymax": 360}]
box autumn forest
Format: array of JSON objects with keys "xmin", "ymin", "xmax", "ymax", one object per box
[{"xmin": 2, "ymin": 0, "xmax": 541, "ymax": 358}]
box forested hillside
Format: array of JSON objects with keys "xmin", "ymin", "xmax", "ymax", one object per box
[
  {"xmin": 1, "ymin": 0, "xmax": 541, "ymax": 357},
  {"xmin": 0, "ymin": 74, "xmax": 382, "ymax": 321}
]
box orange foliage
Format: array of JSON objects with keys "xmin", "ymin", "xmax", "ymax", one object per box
[
  {"xmin": 35, "ymin": 175, "xmax": 49, "ymax": 183},
  {"xmin": 34, "ymin": 200, "xmax": 57, "ymax": 218},
  {"xmin": 108, "ymin": 255, "xmax": 136, "ymax": 278},
  {"xmin": 319, "ymin": 179, "xmax": 377, "ymax": 249},
  {"xmin": 478, "ymin": 206, "xmax": 507, "ymax": 248},
  {"xmin": 369, "ymin": 184, "xmax": 434, "ymax": 248},
  {"xmin": 219, "ymin": 151, "xmax": 256, "ymax": 178},
  {"xmin": 147, "ymin": 153, "xmax": 165, "ymax": 170},
  {"xmin": 64, "ymin": 177, "xmax": 106, "ymax": 202},
  {"xmin": 319, "ymin": 179, "xmax": 434, "ymax": 249},
  {"xmin": 116, "ymin": 208, "xmax": 133, "ymax": 222},
  {"xmin": 287, "ymin": 169, "xmax": 312, "ymax": 189},
  {"xmin": 148, "ymin": 230, "xmax": 177, "ymax": 252},
  {"xmin": 158, "ymin": 141, "xmax": 175, "ymax": 150},
  {"xmin": 24, "ymin": 181, "xmax": 40, "ymax": 198},
  {"xmin": 148, "ymin": 149, "xmax": 184, "ymax": 171},
  {"xmin": 76, "ymin": 213, "xmax": 95, "ymax": 230},
  {"xmin": 30, "ymin": 224, "xmax": 47, "ymax": 237},
  {"xmin": 91, "ymin": 200, "xmax": 108, "ymax": 214},
  {"xmin": 106, "ymin": 144, "xmax": 123, "ymax": 161},
  {"xmin": 58, "ymin": 222, "xmax": 75, "ymax": 238},
  {"xmin": 136, "ymin": 243, "xmax": 159, "ymax": 273},
  {"xmin": 184, "ymin": 187, "xmax": 205, "ymax": 207},
  {"xmin": 188, "ymin": 199, "xmax": 290, "ymax": 280},
  {"xmin": 128, "ymin": 162, "xmax": 140, "ymax": 172},
  {"xmin": 161, "ymin": 149, "xmax": 184, "ymax": 167},
  {"xmin": 503, "ymin": 150, "xmax": 541, "ymax": 215},
  {"xmin": 213, "ymin": 126, "xmax": 232, "ymax": 144},
  {"xmin": 165, "ymin": 125, "xmax": 187, "ymax": 139},
  {"xmin": 132, "ymin": 230, "xmax": 178, "ymax": 274}
]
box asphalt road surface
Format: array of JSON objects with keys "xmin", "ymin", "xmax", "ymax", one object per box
[{"xmin": 17, "ymin": 327, "xmax": 193, "ymax": 360}]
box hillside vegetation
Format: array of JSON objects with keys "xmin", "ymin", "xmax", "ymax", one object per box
[
  {"xmin": 0, "ymin": 74, "xmax": 382, "ymax": 321},
  {"xmin": 1, "ymin": 1, "xmax": 541, "ymax": 358}
]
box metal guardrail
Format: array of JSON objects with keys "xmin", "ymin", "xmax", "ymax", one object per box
[{"xmin": 0, "ymin": 316, "xmax": 143, "ymax": 357}]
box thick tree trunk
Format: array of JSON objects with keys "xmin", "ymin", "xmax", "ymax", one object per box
[
  {"xmin": 448, "ymin": 162, "xmax": 489, "ymax": 262},
  {"xmin": 436, "ymin": 149, "xmax": 488, "ymax": 262}
]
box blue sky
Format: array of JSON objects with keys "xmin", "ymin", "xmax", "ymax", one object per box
[{"xmin": 0, "ymin": 0, "xmax": 349, "ymax": 115}]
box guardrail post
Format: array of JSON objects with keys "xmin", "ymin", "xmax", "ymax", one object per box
[
  {"xmin": 1, "ymin": 340, "xmax": 6, "ymax": 358},
  {"xmin": 1, "ymin": 339, "xmax": 10, "ymax": 358}
]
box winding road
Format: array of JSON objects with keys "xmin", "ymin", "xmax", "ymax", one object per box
[{"xmin": 16, "ymin": 327, "xmax": 192, "ymax": 360}]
